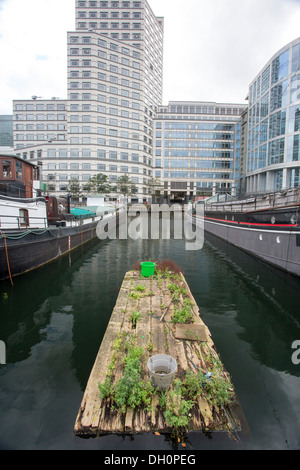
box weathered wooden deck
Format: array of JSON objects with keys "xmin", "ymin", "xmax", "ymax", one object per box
[{"xmin": 74, "ymin": 270, "xmax": 246, "ymax": 438}]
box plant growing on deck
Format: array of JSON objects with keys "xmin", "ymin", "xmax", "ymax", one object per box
[
  {"xmin": 135, "ymin": 285, "xmax": 146, "ymax": 292},
  {"xmin": 128, "ymin": 291, "xmax": 142, "ymax": 300},
  {"xmin": 204, "ymin": 357, "xmax": 234, "ymax": 407},
  {"xmin": 130, "ymin": 310, "xmax": 142, "ymax": 329},
  {"xmin": 98, "ymin": 334, "xmax": 155, "ymax": 414},
  {"xmin": 164, "ymin": 379, "xmax": 194, "ymax": 430},
  {"xmin": 183, "ymin": 369, "xmax": 205, "ymax": 398},
  {"xmin": 171, "ymin": 304, "xmax": 194, "ymax": 324},
  {"xmin": 113, "ymin": 343, "xmax": 154, "ymax": 413}
]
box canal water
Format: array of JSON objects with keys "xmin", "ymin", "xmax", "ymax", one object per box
[{"xmin": 0, "ymin": 218, "xmax": 300, "ymax": 450}]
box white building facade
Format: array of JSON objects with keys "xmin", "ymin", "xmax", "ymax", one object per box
[{"xmin": 13, "ymin": 0, "xmax": 164, "ymax": 203}]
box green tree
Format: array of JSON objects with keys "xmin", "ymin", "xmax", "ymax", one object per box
[
  {"xmin": 116, "ymin": 174, "xmax": 137, "ymax": 197},
  {"xmin": 68, "ymin": 177, "xmax": 82, "ymax": 199},
  {"xmin": 87, "ymin": 173, "xmax": 111, "ymax": 194},
  {"xmin": 146, "ymin": 177, "xmax": 164, "ymax": 202}
]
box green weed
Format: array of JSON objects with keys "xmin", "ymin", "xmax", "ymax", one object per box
[{"xmin": 130, "ymin": 310, "xmax": 142, "ymax": 329}]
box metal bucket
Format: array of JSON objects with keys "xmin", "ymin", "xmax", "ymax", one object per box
[{"xmin": 147, "ymin": 354, "xmax": 177, "ymax": 390}]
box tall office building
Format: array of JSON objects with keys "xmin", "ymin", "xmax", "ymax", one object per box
[
  {"xmin": 155, "ymin": 101, "xmax": 247, "ymax": 201},
  {"xmin": 246, "ymin": 37, "xmax": 300, "ymax": 194},
  {"xmin": 13, "ymin": 0, "xmax": 164, "ymax": 202}
]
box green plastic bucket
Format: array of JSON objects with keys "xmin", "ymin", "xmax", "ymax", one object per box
[{"xmin": 140, "ymin": 261, "xmax": 156, "ymax": 277}]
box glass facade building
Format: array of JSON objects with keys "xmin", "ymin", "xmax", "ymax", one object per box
[
  {"xmin": 246, "ymin": 37, "xmax": 300, "ymax": 193},
  {"xmin": 0, "ymin": 115, "xmax": 13, "ymax": 147},
  {"xmin": 155, "ymin": 102, "xmax": 246, "ymax": 201}
]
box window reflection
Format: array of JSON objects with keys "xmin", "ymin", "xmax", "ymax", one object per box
[
  {"xmin": 292, "ymin": 43, "xmax": 300, "ymax": 74},
  {"xmin": 290, "ymin": 168, "xmax": 300, "ymax": 187},
  {"xmin": 290, "ymin": 74, "xmax": 300, "ymax": 104},
  {"xmin": 271, "ymin": 49, "xmax": 289, "ymax": 85},
  {"xmin": 2, "ymin": 160, "xmax": 12, "ymax": 179},
  {"xmin": 16, "ymin": 160, "xmax": 23, "ymax": 180},
  {"xmin": 270, "ymin": 81, "xmax": 287, "ymax": 112}
]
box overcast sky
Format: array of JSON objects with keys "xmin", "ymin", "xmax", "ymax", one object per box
[{"xmin": 0, "ymin": 0, "xmax": 300, "ymax": 114}]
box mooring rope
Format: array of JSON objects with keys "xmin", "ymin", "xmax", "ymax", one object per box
[{"xmin": 1, "ymin": 231, "xmax": 14, "ymax": 286}]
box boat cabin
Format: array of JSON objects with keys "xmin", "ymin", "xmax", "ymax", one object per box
[{"xmin": 0, "ymin": 154, "xmax": 40, "ymax": 199}]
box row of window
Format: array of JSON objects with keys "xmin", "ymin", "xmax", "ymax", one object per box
[
  {"xmin": 69, "ymin": 37, "xmax": 141, "ymax": 60},
  {"xmin": 159, "ymin": 150, "xmax": 233, "ymax": 159},
  {"xmin": 69, "ymin": 83, "xmax": 141, "ymax": 99},
  {"xmin": 15, "ymin": 124, "xmax": 66, "ymax": 130},
  {"xmin": 248, "ymin": 74, "xmax": 300, "ymax": 129},
  {"xmin": 156, "ymin": 141, "xmax": 234, "ymax": 150},
  {"xmin": 15, "ymin": 114, "xmax": 66, "ymax": 121},
  {"xmin": 69, "ymin": 125, "xmax": 144, "ymax": 135},
  {"xmin": 70, "ymin": 66, "xmax": 140, "ymax": 78},
  {"xmin": 45, "ymin": 148, "xmax": 151, "ymax": 161},
  {"xmin": 156, "ymin": 115, "xmax": 241, "ymax": 123},
  {"xmin": 249, "ymin": 42, "xmax": 300, "ymax": 107},
  {"xmin": 48, "ymin": 167, "xmax": 146, "ymax": 179},
  {"xmin": 15, "ymin": 103, "xmax": 66, "ymax": 111},
  {"xmin": 69, "ymin": 92, "xmax": 142, "ymax": 103},
  {"xmin": 156, "ymin": 132, "xmax": 233, "ymax": 140},
  {"xmin": 47, "ymin": 160, "xmax": 149, "ymax": 170},
  {"xmin": 247, "ymin": 134, "xmax": 300, "ymax": 172},
  {"xmin": 77, "ymin": 1, "xmax": 141, "ymax": 8},
  {"xmin": 15, "ymin": 134, "xmax": 66, "ymax": 141},
  {"xmin": 162, "ymin": 159, "xmax": 233, "ymax": 170},
  {"xmin": 248, "ymin": 107, "xmax": 300, "ymax": 151},
  {"xmin": 78, "ymin": 20, "xmax": 141, "ymax": 29},
  {"xmin": 77, "ymin": 11, "xmax": 141, "ymax": 19},
  {"xmin": 76, "ymin": 26, "xmax": 142, "ymax": 41},
  {"xmin": 70, "ymin": 47, "xmax": 141, "ymax": 69},
  {"xmin": 159, "ymin": 105, "xmax": 244, "ymax": 116},
  {"xmin": 163, "ymin": 171, "xmax": 233, "ymax": 180},
  {"xmin": 156, "ymin": 122, "xmax": 235, "ymax": 131},
  {"xmin": 68, "ymin": 70, "xmax": 142, "ymax": 91}
]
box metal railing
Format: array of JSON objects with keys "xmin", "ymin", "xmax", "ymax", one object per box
[
  {"xmin": 206, "ymin": 187, "xmax": 300, "ymax": 213},
  {"xmin": 0, "ymin": 214, "xmax": 48, "ymax": 229}
]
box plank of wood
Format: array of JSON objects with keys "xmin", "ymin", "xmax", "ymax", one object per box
[{"xmin": 175, "ymin": 324, "xmax": 208, "ymax": 341}]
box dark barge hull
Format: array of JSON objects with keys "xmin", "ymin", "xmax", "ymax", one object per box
[
  {"xmin": 0, "ymin": 215, "xmax": 118, "ymax": 281},
  {"xmin": 192, "ymin": 212, "xmax": 300, "ymax": 278}
]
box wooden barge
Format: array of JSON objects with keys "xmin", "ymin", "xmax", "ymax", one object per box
[{"xmin": 74, "ymin": 267, "xmax": 247, "ymax": 439}]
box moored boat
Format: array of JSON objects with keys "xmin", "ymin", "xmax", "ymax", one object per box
[
  {"xmin": 192, "ymin": 189, "xmax": 300, "ymax": 278},
  {"xmin": 0, "ymin": 154, "xmax": 119, "ymax": 282}
]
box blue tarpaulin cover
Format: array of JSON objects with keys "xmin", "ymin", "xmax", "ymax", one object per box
[{"xmin": 70, "ymin": 208, "xmax": 96, "ymax": 219}]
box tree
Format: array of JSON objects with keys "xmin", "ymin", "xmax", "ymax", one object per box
[
  {"xmin": 68, "ymin": 178, "xmax": 82, "ymax": 199},
  {"xmin": 87, "ymin": 173, "xmax": 111, "ymax": 194},
  {"xmin": 116, "ymin": 174, "xmax": 137, "ymax": 197},
  {"xmin": 146, "ymin": 177, "xmax": 164, "ymax": 202}
]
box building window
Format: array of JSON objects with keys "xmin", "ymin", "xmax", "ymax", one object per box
[
  {"xmin": 19, "ymin": 209, "xmax": 29, "ymax": 227},
  {"xmin": 16, "ymin": 161, "xmax": 23, "ymax": 180},
  {"xmin": 2, "ymin": 160, "xmax": 12, "ymax": 178}
]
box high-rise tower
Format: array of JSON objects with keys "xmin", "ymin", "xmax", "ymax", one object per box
[{"xmin": 14, "ymin": 0, "xmax": 164, "ymax": 202}]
